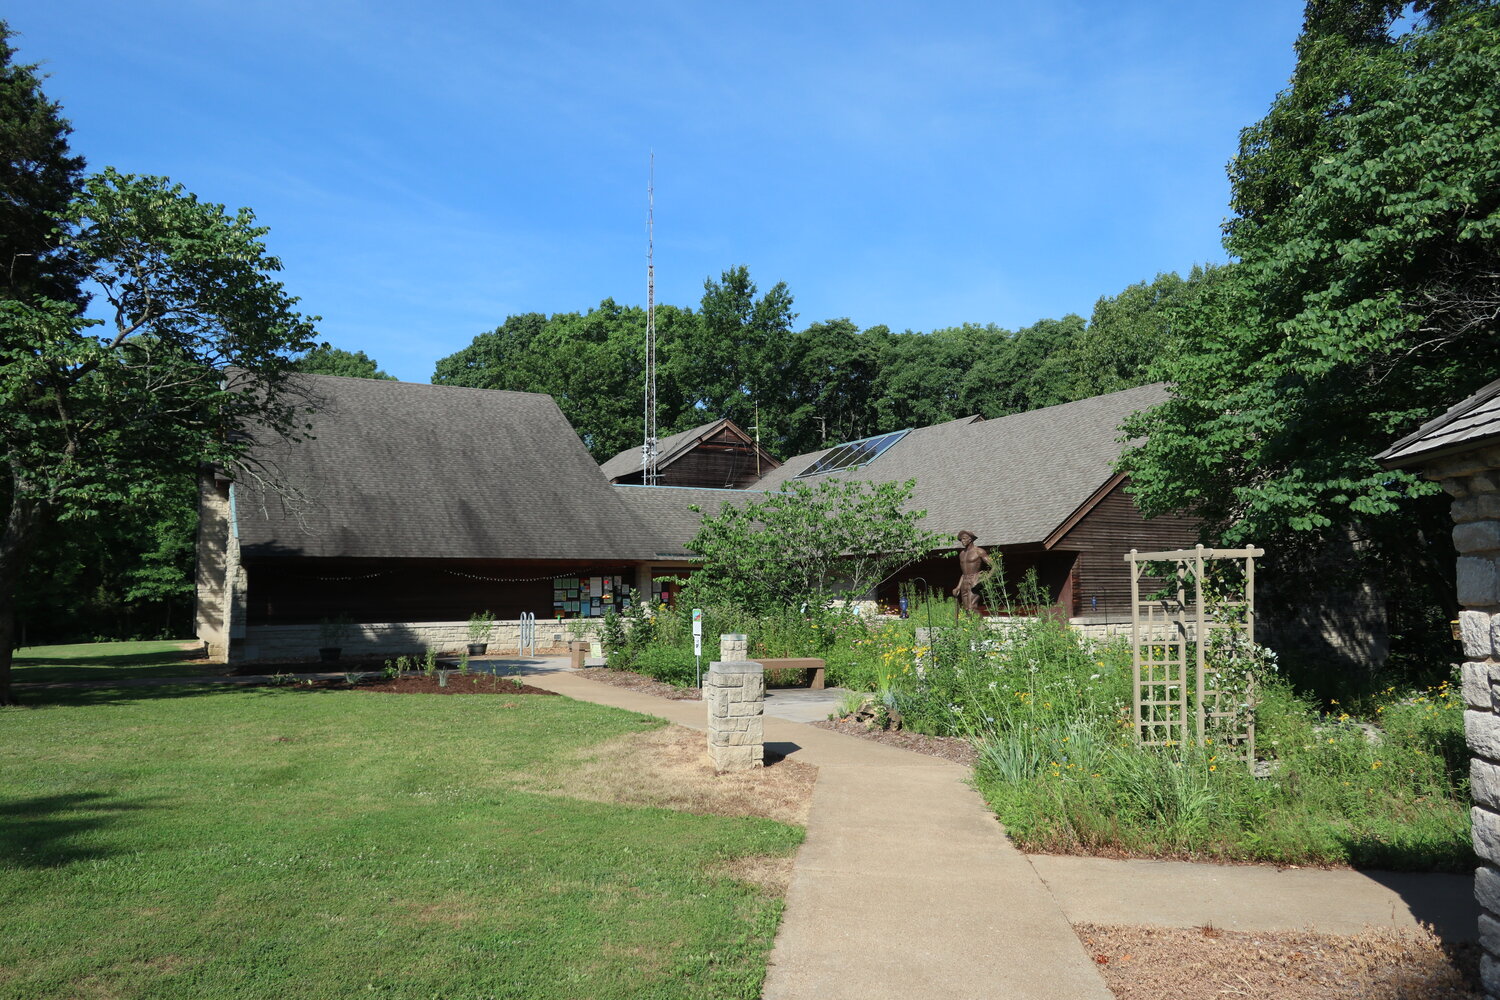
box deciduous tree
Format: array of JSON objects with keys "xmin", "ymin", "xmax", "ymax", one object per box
[
  {"xmin": 1119, "ymin": 1, "xmax": 1500, "ymax": 670},
  {"xmin": 2, "ymin": 167, "xmax": 318, "ymax": 703},
  {"xmin": 293, "ymin": 345, "xmax": 395, "ymax": 380},
  {"xmin": 684, "ymin": 478, "xmax": 941, "ymax": 614}
]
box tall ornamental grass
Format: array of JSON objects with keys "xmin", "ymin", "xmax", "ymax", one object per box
[{"xmin": 861, "ymin": 604, "xmax": 1472, "ymax": 871}]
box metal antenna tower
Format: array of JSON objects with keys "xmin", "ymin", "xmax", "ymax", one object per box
[{"xmin": 641, "ymin": 154, "xmax": 660, "ymax": 485}]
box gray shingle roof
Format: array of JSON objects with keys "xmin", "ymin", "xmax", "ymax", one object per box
[
  {"xmin": 611, "ymin": 485, "xmax": 761, "ymax": 558},
  {"xmin": 745, "ymin": 384, "xmax": 1169, "ymax": 549},
  {"xmin": 1376, "ymin": 377, "xmax": 1500, "ymax": 468},
  {"xmin": 598, "ymin": 417, "xmax": 773, "ymax": 480},
  {"xmin": 235, "ymin": 375, "xmax": 660, "ymax": 560}
]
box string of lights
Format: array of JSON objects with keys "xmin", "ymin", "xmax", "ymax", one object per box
[{"xmin": 304, "ymin": 568, "xmax": 635, "ymax": 585}]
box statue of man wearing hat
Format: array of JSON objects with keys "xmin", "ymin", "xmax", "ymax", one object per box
[{"xmin": 952, "ymin": 529, "xmax": 994, "ymax": 614}]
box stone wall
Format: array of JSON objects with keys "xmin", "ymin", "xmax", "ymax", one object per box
[
  {"xmin": 238, "ymin": 618, "xmax": 604, "ymax": 662},
  {"xmin": 1438, "ymin": 450, "xmax": 1500, "ymax": 998},
  {"xmin": 195, "ymin": 475, "xmax": 246, "ymax": 661}
]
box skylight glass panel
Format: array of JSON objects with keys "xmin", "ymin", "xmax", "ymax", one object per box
[{"xmin": 795, "ymin": 429, "xmax": 910, "ymax": 478}]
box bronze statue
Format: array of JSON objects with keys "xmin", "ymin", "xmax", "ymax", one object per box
[{"xmin": 952, "ymin": 529, "xmax": 994, "ymax": 614}]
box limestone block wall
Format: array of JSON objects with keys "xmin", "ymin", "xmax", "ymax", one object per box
[
  {"xmin": 1438, "ymin": 453, "xmax": 1500, "ymax": 998},
  {"xmin": 195, "ymin": 475, "xmax": 246, "ymax": 661},
  {"xmin": 880, "ymin": 614, "xmax": 1136, "ymax": 644},
  {"xmin": 705, "ymin": 659, "xmax": 765, "ymax": 772},
  {"xmin": 238, "ymin": 619, "xmax": 603, "ymax": 662}
]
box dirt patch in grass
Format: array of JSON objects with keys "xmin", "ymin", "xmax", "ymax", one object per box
[
  {"xmin": 1077, "ymin": 923, "xmax": 1480, "ymax": 1000},
  {"xmin": 398, "ymin": 897, "xmax": 485, "ymax": 927},
  {"xmin": 809, "ymin": 717, "xmax": 978, "ymax": 767},
  {"xmin": 708, "ymin": 854, "xmax": 798, "ymax": 896},
  {"xmin": 576, "ymin": 667, "xmax": 701, "ymax": 700},
  {"xmin": 539, "ymin": 724, "xmax": 817, "ymax": 826}
]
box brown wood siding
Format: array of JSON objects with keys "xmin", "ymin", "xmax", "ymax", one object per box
[
  {"xmin": 662, "ymin": 427, "xmax": 770, "ymax": 488},
  {"xmin": 614, "ymin": 427, "xmax": 775, "ymax": 488},
  {"xmin": 1054, "ymin": 480, "xmax": 1201, "ymax": 619},
  {"xmin": 878, "ymin": 549, "xmax": 1077, "ymax": 615},
  {"xmin": 244, "ymin": 558, "xmax": 644, "ymax": 625}
]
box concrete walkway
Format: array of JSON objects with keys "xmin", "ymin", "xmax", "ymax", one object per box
[
  {"xmin": 509, "ymin": 658, "xmax": 1479, "ymax": 997},
  {"xmin": 513, "ymin": 658, "xmax": 1113, "ymax": 1000},
  {"xmin": 1030, "ymin": 854, "xmax": 1477, "ymax": 943}
]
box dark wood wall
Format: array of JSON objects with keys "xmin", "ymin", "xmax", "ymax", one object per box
[
  {"xmin": 244, "ymin": 559, "xmax": 641, "ymax": 625},
  {"xmin": 877, "ymin": 550, "xmax": 1078, "ymax": 615},
  {"xmin": 1054, "ymin": 479, "xmax": 1201, "ymax": 618},
  {"xmin": 614, "ymin": 427, "xmax": 776, "ymax": 488}
]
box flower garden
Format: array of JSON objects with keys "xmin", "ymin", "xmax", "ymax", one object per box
[{"xmin": 607, "ymin": 591, "xmax": 1472, "ymax": 871}]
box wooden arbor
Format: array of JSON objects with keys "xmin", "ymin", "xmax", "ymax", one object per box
[{"xmin": 1126, "ymin": 544, "xmax": 1264, "ymax": 768}]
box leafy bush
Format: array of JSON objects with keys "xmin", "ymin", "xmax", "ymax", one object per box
[
  {"xmin": 625, "ymin": 643, "xmax": 698, "ymax": 687},
  {"xmin": 466, "ymin": 610, "xmax": 495, "ymax": 643}
]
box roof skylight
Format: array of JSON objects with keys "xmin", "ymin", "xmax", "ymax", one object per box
[{"xmin": 794, "ymin": 429, "xmax": 910, "ymax": 478}]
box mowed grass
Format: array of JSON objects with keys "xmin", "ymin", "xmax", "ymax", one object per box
[
  {"xmin": 12, "ymin": 640, "xmax": 226, "ymax": 684},
  {"xmin": 0, "ymin": 684, "xmax": 803, "ymax": 999}
]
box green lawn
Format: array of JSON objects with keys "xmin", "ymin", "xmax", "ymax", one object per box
[
  {"xmin": 0, "ymin": 683, "xmax": 802, "ymax": 999},
  {"xmin": 13, "ymin": 640, "xmax": 227, "ymax": 684}
]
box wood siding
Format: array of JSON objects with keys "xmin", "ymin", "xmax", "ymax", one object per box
[
  {"xmin": 613, "ymin": 426, "xmax": 776, "ymax": 488},
  {"xmin": 1053, "ymin": 479, "xmax": 1201, "ymax": 619},
  {"xmin": 244, "ymin": 558, "xmax": 644, "ymax": 625},
  {"xmin": 877, "ymin": 550, "xmax": 1078, "ymax": 616}
]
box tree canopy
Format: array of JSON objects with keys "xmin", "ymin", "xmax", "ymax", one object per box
[
  {"xmin": 1, "ymin": 31, "xmax": 319, "ymax": 700},
  {"xmin": 293, "ymin": 345, "xmax": 396, "ymax": 380},
  {"xmin": 683, "ymin": 477, "xmax": 942, "ymax": 615},
  {"xmin": 433, "ymin": 266, "xmax": 1194, "ymax": 461},
  {"xmin": 1119, "ymin": 0, "xmax": 1500, "ymax": 670},
  {"xmin": 0, "ymin": 23, "xmax": 84, "ymax": 304}
]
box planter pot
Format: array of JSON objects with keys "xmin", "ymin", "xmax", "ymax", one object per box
[
  {"xmin": 467, "ymin": 642, "xmax": 488, "ymax": 656},
  {"xmin": 319, "ymin": 647, "xmax": 341, "ymax": 662}
]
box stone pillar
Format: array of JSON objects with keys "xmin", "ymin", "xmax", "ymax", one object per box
[
  {"xmin": 720, "ymin": 633, "xmax": 748, "ymax": 661},
  {"xmin": 706, "ymin": 659, "xmax": 764, "ymax": 772},
  {"xmin": 194, "ymin": 471, "xmax": 245, "ymax": 661},
  {"xmin": 1436, "ymin": 456, "xmax": 1500, "ymax": 999}
]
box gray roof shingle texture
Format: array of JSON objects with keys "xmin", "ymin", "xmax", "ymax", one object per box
[
  {"xmin": 745, "ymin": 384, "xmax": 1169, "ymax": 549},
  {"xmin": 610, "ymin": 485, "xmax": 760, "ymax": 557},
  {"xmin": 236, "ymin": 375, "xmax": 663, "ymax": 560},
  {"xmin": 599, "ymin": 418, "xmax": 730, "ymax": 480},
  {"xmin": 1376, "ymin": 377, "xmax": 1500, "ymax": 468}
]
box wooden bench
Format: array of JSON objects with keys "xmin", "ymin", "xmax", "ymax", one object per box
[{"xmin": 755, "ymin": 657, "xmax": 826, "ymax": 690}]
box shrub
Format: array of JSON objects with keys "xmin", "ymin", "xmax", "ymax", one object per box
[{"xmin": 466, "ymin": 611, "xmax": 495, "ymax": 643}]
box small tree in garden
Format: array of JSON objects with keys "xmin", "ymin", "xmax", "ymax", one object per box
[{"xmin": 684, "ymin": 477, "xmax": 941, "ymax": 614}]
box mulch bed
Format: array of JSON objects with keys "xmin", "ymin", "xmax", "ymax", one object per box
[
  {"xmin": 1077, "ymin": 923, "xmax": 1480, "ymax": 1000},
  {"xmin": 808, "ymin": 718, "xmax": 979, "ymax": 767},
  {"xmin": 575, "ymin": 667, "xmax": 702, "ymax": 700},
  {"xmin": 271, "ymin": 674, "xmax": 557, "ymax": 696}
]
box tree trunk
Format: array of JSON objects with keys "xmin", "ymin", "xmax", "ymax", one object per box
[
  {"xmin": 0, "ymin": 478, "xmax": 45, "ymax": 707},
  {"xmin": 0, "ymin": 561, "xmax": 19, "ymax": 707}
]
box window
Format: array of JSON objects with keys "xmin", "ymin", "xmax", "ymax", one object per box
[{"xmin": 794, "ymin": 429, "xmax": 910, "ymax": 478}]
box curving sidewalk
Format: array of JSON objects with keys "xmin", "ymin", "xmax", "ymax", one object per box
[{"xmin": 518, "ymin": 661, "xmax": 1112, "ymax": 1000}]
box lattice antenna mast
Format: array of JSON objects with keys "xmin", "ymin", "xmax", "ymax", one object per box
[{"xmin": 641, "ymin": 154, "xmax": 660, "ymax": 485}]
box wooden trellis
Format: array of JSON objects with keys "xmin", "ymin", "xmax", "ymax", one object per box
[{"xmin": 1126, "ymin": 544, "xmax": 1264, "ymax": 768}]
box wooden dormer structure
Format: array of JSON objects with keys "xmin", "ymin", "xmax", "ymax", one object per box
[{"xmin": 599, "ymin": 417, "xmax": 780, "ymax": 489}]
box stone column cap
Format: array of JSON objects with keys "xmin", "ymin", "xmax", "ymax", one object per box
[
  {"xmin": 709, "ymin": 660, "xmax": 764, "ymax": 674},
  {"xmin": 720, "ymin": 633, "xmax": 748, "ymax": 640}
]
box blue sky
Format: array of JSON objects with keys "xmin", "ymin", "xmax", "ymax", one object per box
[{"xmin": 12, "ymin": 1, "xmax": 1304, "ymax": 383}]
